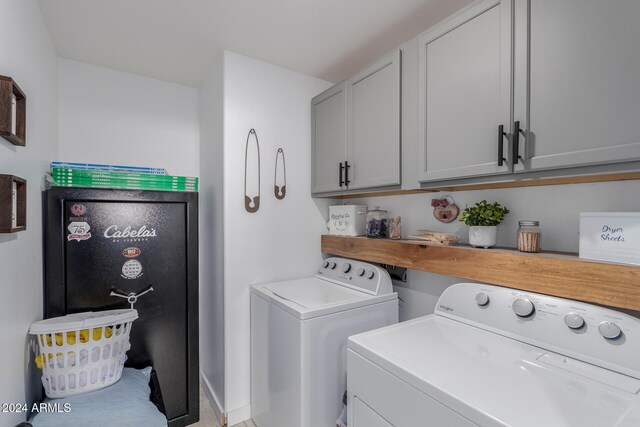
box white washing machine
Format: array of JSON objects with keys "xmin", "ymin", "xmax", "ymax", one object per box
[
  {"xmin": 348, "ymin": 283, "xmax": 640, "ymax": 427},
  {"xmin": 251, "ymin": 257, "xmax": 398, "ymax": 427}
]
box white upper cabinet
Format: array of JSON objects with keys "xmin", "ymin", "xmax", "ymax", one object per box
[
  {"xmin": 313, "ymin": 0, "xmax": 640, "ymax": 193},
  {"xmin": 418, "ymin": 0, "xmax": 513, "ymax": 182},
  {"xmin": 311, "ymin": 50, "xmax": 401, "ymax": 194},
  {"xmin": 311, "ymin": 83, "xmax": 348, "ymax": 194},
  {"xmin": 347, "ymin": 50, "xmax": 401, "ymax": 190},
  {"xmin": 513, "ymin": 0, "xmax": 640, "ymax": 172}
]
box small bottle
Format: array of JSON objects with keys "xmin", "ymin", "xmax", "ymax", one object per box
[
  {"xmin": 517, "ymin": 220, "xmax": 541, "ymax": 253},
  {"xmin": 366, "ymin": 207, "xmax": 388, "ymax": 238}
]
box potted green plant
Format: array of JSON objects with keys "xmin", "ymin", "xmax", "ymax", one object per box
[{"xmin": 459, "ymin": 200, "xmax": 510, "ymax": 248}]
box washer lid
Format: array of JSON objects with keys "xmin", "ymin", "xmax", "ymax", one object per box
[
  {"xmin": 348, "ymin": 315, "xmax": 640, "ymax": 427},
  {"xmin": 252, "ymin": 277, "xmax": 396, "ymax": 320}
]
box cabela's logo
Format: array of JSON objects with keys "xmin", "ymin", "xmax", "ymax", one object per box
[{"xmin": 104, "ymin": 225, "xmax": 157, "ymax": 239}]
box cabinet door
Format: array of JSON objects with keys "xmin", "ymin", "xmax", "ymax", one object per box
[
  {"xmin": 347, "ymin": 50, "xmax": 401, "ymax": 190},
  {"xmin": 312, "ymin": 83, "xmax": 347, "ymax": 193},
  {"xmin": 514, "ymin": 0, "xmax": 640, "ymax": 172},
  {"xmin": 418, "ymin": 0, "xmax": 512, "ymax": 182}
]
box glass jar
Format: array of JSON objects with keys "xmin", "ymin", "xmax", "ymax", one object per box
[
  {"xmin": 366, "ymin": 207, "xmax": 388, "ymax": 238},
  {"xmin": 517, "ymin": 220, "xmax": 541, "ymax": 253}
]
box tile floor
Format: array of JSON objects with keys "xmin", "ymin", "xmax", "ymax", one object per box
[{"xmin": 191, "ymin": 384, "xmax": 256, "ymax": 427}]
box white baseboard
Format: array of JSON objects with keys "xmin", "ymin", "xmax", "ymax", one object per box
[
  {"xmin": 199, "ymin": 371, "xmax": 252, "ymax": 426},
  {"xmin": 226, "ymin": 403, "xmax": 252, "ymax": 426},
  {"xmin": 200, "ymin": 371, "xmax": 224, "ymax": 425}
]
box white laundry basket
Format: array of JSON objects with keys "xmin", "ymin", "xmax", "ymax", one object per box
[{"xmin": 29, "ymin": 309, "xmax": 138, "ymax": 398}]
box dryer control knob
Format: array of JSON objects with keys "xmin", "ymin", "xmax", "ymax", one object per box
[
  {"xmin": 342, "ymin": 263, "xmax": 352, "ymax": 273},
  {"xmin": 564, "ymin": 313, "xmax": 585, "ymax": 330},
  {"xmin": 357, "ymin": 268, "xmax": 365, "ymax": 277},
  {"xmin": 366, "ymin": 270, "xmax": 375, "ymax": 280},
  {"xmin": 323, "ymin": 261, "xmax": 330, "ymax": 269},
  {"xmin": 513, "ymin": 298, "xmax": 535, "ymax": 318},
  {"xmin": 475, "ymin": 293, "xmax": 490, "ymax": 306},
  {"xmin": 599, "ymin": 321, "xmax": 622, "ymax": 340},
  {"xmin": 329, "ymin": 262, "xmax": 337, "ymax": 269}
]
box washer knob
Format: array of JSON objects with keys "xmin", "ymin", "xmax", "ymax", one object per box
[
  {"xmin": 342, "ymin": 263, "xmax": 352, "ymax": 273},
  {"xmin": 329, "ymin": 262, "xmax": 337, "ymax": 269},
  {"xmin": 513, "ymin": 298, "xmax": 535, "ymax": 318},
  {"xmin": 599, "ymin": 321, "xmax": 622, "ymax": 340},
  {"xmin": 357, "ymin": 268, "xmax": 365, "ymax": 277},
  {"xmin": 366, "ymin": 270, "xmax": 375, "ymax": 280},
  {"xmin": 323, "ymin": 261, "xmax": 330, "ymax": 269},
  {"xmin": 564, "ymin": 313, "xmax": 585, "ymax": 330},
  {"xmin": 475, "ymin": 293, "xmax": 490, "ymax": 306}
]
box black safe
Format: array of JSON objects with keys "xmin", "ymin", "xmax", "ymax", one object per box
[{"xmin": 44, "ymin": 188, "xmax": 199, "ymax": 426}]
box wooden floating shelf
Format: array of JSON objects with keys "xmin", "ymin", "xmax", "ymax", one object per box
[{"xmin": 321, "ymin": 235, "xmax": 640, "ymax": 311}]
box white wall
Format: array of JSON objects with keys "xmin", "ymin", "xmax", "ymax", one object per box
[
  {"xmin": 57, "ymin": 58, "xmax": 200, "ymax": 176},
  {"xmin": 355, "ymin": 180, "xmax": 640, "ymax": 320},
  {"xmin": 199, "ymin": 51, "xmax": 226, "ymax": 418},
  {"xmin": 222, "ymin": 51, "xmax": 332, "ymax": 423},
  {"xmin": 0, "ymin": 0, "xmax": 59, "ymax": 425}
]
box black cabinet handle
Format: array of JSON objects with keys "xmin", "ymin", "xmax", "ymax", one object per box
[
  {"xmin": 345, "ymin": 161, "xmax": 351, "ymax": 186},
  {"xmin": 339, "ymin": 162, "xmax": 345, "ymax": 187},
  {"xmin": 513, "ymin": 121, "xmax": 526, "ymax": 165},
  {"xmin": 498, "ymin": 125, "xmax": 507, "ymax": 166}
]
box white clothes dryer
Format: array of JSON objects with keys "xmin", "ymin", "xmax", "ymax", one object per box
[{"xmin": 348, "ymin": 283, "xmax": 640, "ymax": 427}]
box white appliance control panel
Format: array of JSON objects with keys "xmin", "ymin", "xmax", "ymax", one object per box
[
  {"xmin": 436, "ymin": 283, "xmax": 640, "ymax": 379},
  {"xmin": 317, "ymin": 257, "xmax": 393, "ymax": 296}
]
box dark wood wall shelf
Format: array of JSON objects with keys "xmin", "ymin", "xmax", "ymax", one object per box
[
  {"xmin": 0, "ymin": 175, "xmax": 26, "ymax": 232},
  {"xmin": 0, "ymin": 75, "xmax": 26, "ymax": 146},
  {"xmin": 321, "ymin": 235, "xmax": 640, "ymax": 311}
]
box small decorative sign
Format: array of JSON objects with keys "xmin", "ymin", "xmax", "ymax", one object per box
[
  {"xmin": 122, "ymin": 246, "xmax": 142, "ymax": 258},
  {"xmin": 328, "ymin": 205, "xmax": 367, "ymax": 236},
  {"xmin": 67, "ymin": 221, "xmax": 92, "ymax": 242},
  {"xmin": 70, "ymin": 203, "xmax": 87, "ymax": 217},
  {"xmin": 579, "ymin": 212, "xmax": 640, "ymax": 265},
  {"xmin": 431, "ymin": 196, "xmax": 460, "ymax": 223}
]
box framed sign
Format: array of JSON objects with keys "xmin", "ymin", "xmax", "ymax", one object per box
[{"xmin": 579, "ymin": 212, "xmax": 640, "ymax": 265}]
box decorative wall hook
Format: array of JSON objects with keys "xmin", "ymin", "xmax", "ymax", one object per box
[
  {"xmin": 274, "ymin": 148, "xmax": 286, "ymax": 200},
  {"xmin": 244, "ymin": 129, "xmax": 261, "ymax": 213}
]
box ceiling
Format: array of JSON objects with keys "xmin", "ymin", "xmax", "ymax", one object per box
[{"xmin": 37, "ymin": 0, "xmax": 473, "ymax": 88}]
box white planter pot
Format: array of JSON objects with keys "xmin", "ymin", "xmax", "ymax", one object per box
[{"xmin": 468, "ymin": 226, "xmax": 498, "ymax": 248}]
